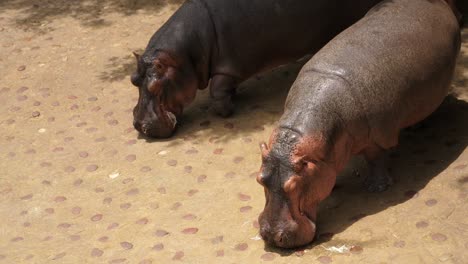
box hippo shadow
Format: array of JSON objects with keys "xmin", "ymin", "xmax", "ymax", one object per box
[
  {"xmin": 261, "ymin": 95, "xmax": 468, "ymax": 255},
  {"xmin": 99, "ymin": 52, "xmax": 144, "ymax": 82},
  {"xmin": 453, "ymin": 29, "xmax": 468, "ymax": 94}
]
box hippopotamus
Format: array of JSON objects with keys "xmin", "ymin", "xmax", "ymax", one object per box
[
  {"xmin": 131, "ymin": 0, "xmax": 383, "ymax": 138},
  {"xmin": 257, "ymin": 0, "xmax": 460, "ymax": 248}
]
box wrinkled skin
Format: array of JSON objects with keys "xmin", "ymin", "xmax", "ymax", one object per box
[
  {"xmin": 131, "ymin": 51, "xmax": 199, "ymax": 138},
  {"xmin": 131, "ymin": 0, "xmax": 385, "ymax": 138},
  {"xmin": 257, "ymin": 128, "xmax": 350, "ymax": 248},
  {"xmin": 257, "ymin": 0, "xmax": 460, "ymax": 249},
  {"xmin": 257, "ymin": 130, "xmax": 340, "ymax": 248}
]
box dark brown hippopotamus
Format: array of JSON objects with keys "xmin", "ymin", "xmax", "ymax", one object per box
[
  {"xmin": 257, "ymin": 0, "xmax": 461, "ymax": 248},
  {"xmin": 131, "ymin": 0, "xmax": 383, "ymax": 138}
]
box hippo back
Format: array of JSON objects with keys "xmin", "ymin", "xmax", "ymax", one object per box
[
  {"xmin": 203, "ymin": 0, "xmax": 383, "ymax": 78},
  {"xmin": 297, "ymin": 0, "xmax": 460, "ymax": 148}
]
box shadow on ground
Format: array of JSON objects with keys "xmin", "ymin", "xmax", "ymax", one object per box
[
  {"xmin": 453, "ymin": 29, "xmax": 468, "ymax": 94},
  {"xmin": 0, "ymin": 0, "xmax": 183, "ymax": 33},
  {"xmin": 99, "ymin": 50, "xmax": 144, "ymax": 82}
]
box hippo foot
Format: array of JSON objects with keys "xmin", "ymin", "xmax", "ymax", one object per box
[
  {"xmin": 364, "ymin": 171, "xmax": 392, "ymax": 192},
  {"xmin": 213, "ymin": 99, "xmax": 235, "ymax": 117}
]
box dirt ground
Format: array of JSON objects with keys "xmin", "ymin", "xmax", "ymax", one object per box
[{"xmin": 0, "ymin": 1, "xmax": 467, "ymax": 263}]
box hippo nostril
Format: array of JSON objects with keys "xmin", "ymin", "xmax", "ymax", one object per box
[
  {"xmin": 141, "ymin": 123, "xmax": 149, "ymax": 134},
  {"xmin": 274, "ymin": 232, "xmax": 284, "ymax": 245}
]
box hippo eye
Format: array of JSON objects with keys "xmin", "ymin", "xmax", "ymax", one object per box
[
  {"xmin": 154, "ymin": 61, "xmax": 166, "ymax": 76},
  {"xmin": 308, "ymin": 159, "xmax": 319, "ymax": 165}
]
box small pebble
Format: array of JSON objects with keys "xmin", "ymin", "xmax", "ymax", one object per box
[
  {"xmin": 216, "ymin": 249, "xmax": 224, "ymax": 257},
  {"xmin": 91, "ymin": 248, "xmax": 103, "ymax": 257},
  {"xmin": 152, "ymin": 243, "xmax": 164, "ymax": 251},
  {"xmin": 431, "ymin": 233, "xmax": 447, "ymax": 242},
  {"xmin": 182, "ymin": 227, "xmax": 198, "ymax": 234},
  {"xmin": 238, "ymin": 193, "xmax": 251, "ymax": 201},
  {"xmin": 120, "ymin": 242, "xmax": 133, "ymax": 250},
  {"xmin": 350, "ymin": 245, "xmax": 363, "ymax": 254},
  {"xmin": 261, "ymin": 253, "xmax": 276, "ymax": 261},
  {"xmin": 211, "ymin": 236, "xmax": 223, "ymax": 244},
  {"xmin": 155, "ymin": 230, "xmax": 169, "ymax": 237},
  {"xmin": 172, "ymin": 251, "xmax": 184, "ymax": 260},
  {"xmin": 234, "ymin": 243, "xmax": 248, "ymax": 251},
  {"xmin": 317, "ymin": 256, "xmax": 332, "ymax": 264},
  {"xmin": 91, "ymin": 214, "xmax": 103, "ymax": 221},
  {"xmin": 425, "ymin": 199, "xmax": 438, "ymax": 206},
  {"xmin": 393, "ymin": 240, "xmax": 406, "ymax": 248}
]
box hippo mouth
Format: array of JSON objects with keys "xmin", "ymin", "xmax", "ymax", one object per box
[
  {"xmin": 160, "ymin": 110, "xmax": 177, "ymax": 130},
  {"xmin": 167, "ymin": 111, "xmax": 177, "ymax": 126},
  {"xmin": 148, "ymin": 107, "xmax": 177, "ymax": 138},
  {"xmin": 140, "ymin": 110, "xmax": 177, "ymax": 135},
  {"xmin": 284, "ymin": 213, "xmax": 317, "ymax": 248},
  {"xmin": 259, "ymin": 206, "xmax": 317, "ymax": 248},
  {"xmin": 157, "ymin": 101, "xmax": 178, "ymax": 129},
  {"xmin": 133, "ymin": 103, "xmax": 179, "ymax": 138}
]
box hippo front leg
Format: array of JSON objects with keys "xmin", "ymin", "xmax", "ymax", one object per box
[
  {"xmin": 210, "ymin": 74, "xmax": 239, "ymax": 117},
  {"xmin": 363, "ymin": 144, "xmax": 393, "ymax": 192}
]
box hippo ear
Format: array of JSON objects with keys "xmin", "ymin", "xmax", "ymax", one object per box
[
  {"xmin": 131, "ymin": 52, "xmax": 145, "ymax": 86},
  {"xmin": 133, "ymin": 52, "xmax": 146, "ymax": 73},
  {"xmin": 259, "ymin": 142, "xmax": 269, "ymax": 160},
  {"xmin": 154, "ymin": 58, "xmax": 168, "ymax": 77}
]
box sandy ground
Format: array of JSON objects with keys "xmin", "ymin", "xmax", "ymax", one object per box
[{"xmin": 0, "ymin": 1, "xmax": 467, "ymax": 263}]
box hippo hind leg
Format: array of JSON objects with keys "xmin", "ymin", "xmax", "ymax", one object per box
[
  {"xmin": 210, "ymin": 74, "xmax": 238, "ymax": 117},
  {"xmin": 362, "ymin": 144, "xmax": 393, "ymax": 192}
]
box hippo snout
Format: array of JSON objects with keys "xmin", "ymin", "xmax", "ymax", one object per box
[
  {"xmin": 133, "ymin": 114, "xmax": 177, "ymax": 138},
  {"xmin": 258, "ymin": 211, "xmax": 316, "ymax": 248},
  {"xmin": 133, "ymin": 100, "xmax": 178, "ymax": 138}
]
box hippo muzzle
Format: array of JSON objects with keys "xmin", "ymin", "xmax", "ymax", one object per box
[
  {"xmin": 133, "ymin": 112, "xmax": 177, "ymax": 138},
  {"xmin": 258, "ymin": 193, "xmax": 316, "ymax": 248},
  {"xmin": 132, "ymin": 97, "xmax": 178, "ymax": 138}
]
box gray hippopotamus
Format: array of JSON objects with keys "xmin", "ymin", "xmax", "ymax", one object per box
[
  {"xmin": 131, "ymin": 0, "xmax": 383, "ymax": 138},
  {"xmin": 257, "ymin": 0, "xmax": 460, "ymax": 248}
]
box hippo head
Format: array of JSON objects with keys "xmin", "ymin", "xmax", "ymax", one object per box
[
  {"xmin": 131, "ymin": 51, "xmax": 199, "ymax": 138},
  {"xmin": 256, "ymin": 129, "xmax": 339, "ymax": 248}
]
